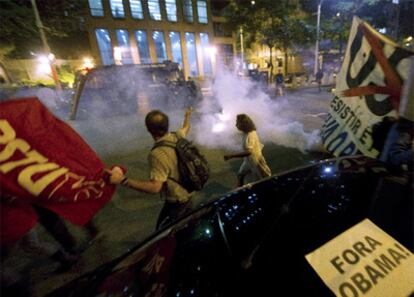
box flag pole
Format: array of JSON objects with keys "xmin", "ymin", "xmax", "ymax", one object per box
[{"xmin": 314, "ymin": 0, "xmax": 323, "ymax": 75}]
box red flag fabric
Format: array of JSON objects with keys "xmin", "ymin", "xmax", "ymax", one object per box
[
  {"xmin": 1, "ymin": 97, "xmax": 116, "ymax": 244},
  {"xmin": 1, "ymin": 200, "xmax": 38, "ymax": 244}
]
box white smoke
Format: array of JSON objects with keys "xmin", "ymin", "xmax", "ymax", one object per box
[
  {"xmin": 193, "ymin": 69, "xmax": 322, "ymax": 153},
  {"xmin": 3, "ymin": 65, "xmax": 323, "ymax": 155}
]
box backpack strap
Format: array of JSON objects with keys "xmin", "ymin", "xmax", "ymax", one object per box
[
  {"xmin": 151, "ymin": 136, "xmax": 184, "ymax": 188},
  {"xmin": 151, "ymin": 131, "xmax": 180, "ymax": 151}
]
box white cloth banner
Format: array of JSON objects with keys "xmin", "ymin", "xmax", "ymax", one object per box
[{"xmin": 321, "ymin": 17, "xmax": 413, "ymax": 157}]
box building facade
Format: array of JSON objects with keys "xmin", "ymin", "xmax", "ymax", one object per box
[
  {"xmin": 385, "ymin": 0, "xmax": 414, "ymax": 46},
  {"xmin": 210, "ymin": 0, "xmax": 236, "ymax": 68},
  {"xmin": 85, "ymin": 0, "xmax": 235, "ymax": 79}
]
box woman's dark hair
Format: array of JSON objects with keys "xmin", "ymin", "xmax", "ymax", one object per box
[
  {"xmin": 145, "ymin": 110, "xmax": 169, "ymax": 138},
  {"xmin": 236, "ymin": 114, "xmax": 256, "ymax": 133}
]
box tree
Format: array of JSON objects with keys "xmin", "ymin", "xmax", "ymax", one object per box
[
  {"xmin": 225, "ymin": 0, "xmax": 314, "ymax": 78},
  {"xmin": 321, "ymin": 13, "xmax": 349, "ymax": 56},
  {"xmin": 0, "ymin": 0, "xmax": 86, "ymax": 58},
  {"xmin": 0, "ymin": 1, "xmax": 39, "ymax": 57},
  {"xmin": 301, "ymin": 0, "xmax": 392, "ymax": 56}
]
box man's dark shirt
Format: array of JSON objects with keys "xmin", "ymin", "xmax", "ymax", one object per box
[{"xmin": 275, "ymin": 74, "xmax": 284, "ymax": 85}]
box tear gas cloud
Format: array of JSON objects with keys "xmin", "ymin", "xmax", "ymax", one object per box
[
  {"xmin": 192, "ymin": 68, "xmax": 322, "ymax": 153},
  {"xmin": 5, "ymin": 64, "xmax": 323, "ymax": 155}
]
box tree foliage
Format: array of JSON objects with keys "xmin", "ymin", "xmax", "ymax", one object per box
[
  {"xmin": 0, "ymin": 0, "xmax": 85, "ymax": 58},
  {"xmin": 0, "ymin": 1, "xmax": 37, "ymax": 56},
  {"xmin": 225, "ymin": 0, "xmax": 314, "ymax": 75},
  {"xmin": 301, "ymin": 0, "xmax": 392, "ymax": 54}
]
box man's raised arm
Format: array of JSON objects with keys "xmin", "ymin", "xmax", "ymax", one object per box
[{"xmin": 181, "ymin": 107, "xmax": 194, "ymax": 136}]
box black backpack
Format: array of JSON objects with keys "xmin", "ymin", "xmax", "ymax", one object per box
[{"xmin": 153, "ymin": 133, "xmax": 209, "ymax": 192}]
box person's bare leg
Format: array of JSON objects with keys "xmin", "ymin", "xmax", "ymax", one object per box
[{"xmin": 237, "ymin": 173, "xmax": 245, "ymax": 187}]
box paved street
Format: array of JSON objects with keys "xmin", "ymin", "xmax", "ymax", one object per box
[{"xmin": 4, "ymin": 86, "xmax": 333, "ymax": 296}]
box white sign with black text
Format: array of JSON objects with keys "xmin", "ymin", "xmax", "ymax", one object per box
[{"xmin": 305, "ymin": 219, "xmax": 414, "ymax": 297}]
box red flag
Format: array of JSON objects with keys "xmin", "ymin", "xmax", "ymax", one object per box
[{"xmin": 1, "ymin": 97, "xmax": 116, "ymax": 244}]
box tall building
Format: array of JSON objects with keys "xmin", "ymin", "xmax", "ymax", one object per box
[
  {"xmin": 384, "ymin": 0, "xmax": 414, "ymax": 41},
  {"xmin": 85, "ymin": 0, "xmax": 234, "ymax": 78},
  {"xmin": 210, "ymin": 0, "xmax": 236, "ymax": 67}
]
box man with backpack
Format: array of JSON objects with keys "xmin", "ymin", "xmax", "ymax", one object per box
[{"xmin": 106, "ymin": 107, "xmax": 209, "ymax": 230}]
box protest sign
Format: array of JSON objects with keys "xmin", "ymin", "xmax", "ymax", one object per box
[
  {"xmin": 321, "ymin": 17, "xmax": 413, "ymax": 157},
  {"xmin": 0, "ymin": 97, "xmax": 116, "ymax": 244},
  {"xmin": 305, "ymin": 219, "xmax": 414, "ymax": 297}
]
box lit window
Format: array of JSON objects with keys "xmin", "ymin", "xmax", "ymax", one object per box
[
  {"xmin": 148, "ymin": 0, "xmax": 162, "ymax": 20},
  {"xmin": 135, "ymin": 30, "xmax": 152, "ymax": 63},
  {"xmin": 130, "ymin": 0, "xmax": 144, "ymax": 19},
  {"xmin": 88, "ymin": 0, "xmax": 104, "ymax": 16},
  {"xmin": 116, "ymin": 30, "xmax": 133, "ymax": 64},
  {"xmin": 185, "ymin": 32, "xmax": 199, "ymax": 76},
  {"xmin": 183, "ymin": 0, "xmax": 193, "ymax": 22},
  {"xmin": 110, "ymin": 0, "xmax": 125, "ymax": 18},
  {"xmin": 153, "ymin": 31, "xmax": 167, "ymax": 62},
  {"xmin": 200, "ymin": 33, "xmax": 212, "ymax": 75},
  {"xmin": 392, "ymin": 0, "xmax": 399, "ymax": 3},
  {"xmin": 197, "ymin": 0, "xmax": 208, "ymax": 24},
  {"xmin": 213, "ymin": 22, "xmax": 231, "ymax": 37},
  {"xmin": 169, "ymin": 32, "xmax": 183, "ymax": 68},
  {"xmin": 165, "ymin": 0, "xmax": 177, "ymax": 22},
  {"xmin": 95, "ymin": 29, "xmax": 114, "ymax": 65}
]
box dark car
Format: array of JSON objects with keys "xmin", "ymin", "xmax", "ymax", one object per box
[{"xmin": 47, "ymin": 156, "xmax": 413, "ymax": 297}]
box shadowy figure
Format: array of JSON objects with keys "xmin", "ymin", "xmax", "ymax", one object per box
[
  {"xmin": 378, "ymin": 56, "xmax": 414, "ymax": 172},
  {"xmin": 316, "ymin": 69, "xmax": 323, "ymax": 92},
  {"xmin": 379, "ymin": 117, "xmax": 414, "ymax": 171},
  {"xmin": 275, "ymin": 70, "xmax": 285, "ymax": 97}
]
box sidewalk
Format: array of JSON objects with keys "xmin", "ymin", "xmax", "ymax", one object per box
[{"xmin": 265, "ymin": 83, "xmax": 335, "ymax": 100}]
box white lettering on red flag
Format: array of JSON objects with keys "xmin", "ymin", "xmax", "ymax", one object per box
[{"xmin": 0, "ymin": 97, "xmax": 116, "ymax": 244}]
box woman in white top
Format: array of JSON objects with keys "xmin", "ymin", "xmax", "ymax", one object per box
[{"xmin": 224, "ymin": 114, "xmax": 272, "ymax": 186}]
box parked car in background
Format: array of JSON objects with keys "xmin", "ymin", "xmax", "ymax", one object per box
[{"xmin": 47, "ymin": 156, "xmax": 412, "ymax": 297}]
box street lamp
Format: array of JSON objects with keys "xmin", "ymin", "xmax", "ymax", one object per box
[
  {"xmin": 82, "ymin": 57, "xmax": 95, "ymax": 70},
  {"xmin": 240, "ymin": 27, "xmax": 244, "ymax": 75},
  {"xmin": 314, "ymin": 0, "xmax": 323, "ymax": 75},
  {"xmin": 30, "ymin": 0, "xmax": 62, "ymax": 91}
]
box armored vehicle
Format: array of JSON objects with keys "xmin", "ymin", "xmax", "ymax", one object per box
[{"xmin": 69, "ymin": 61, "xmax": 202, "ymax": 120}]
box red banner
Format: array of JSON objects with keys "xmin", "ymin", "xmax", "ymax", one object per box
[{"xmin": 1, "ymin": 97, "xmax": 116, "ymax": 244}]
